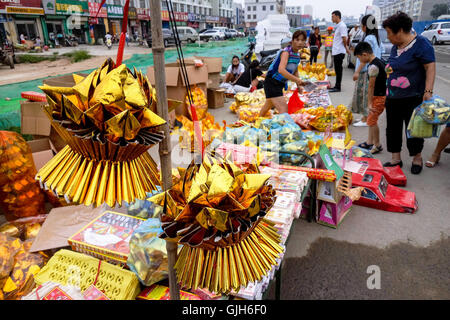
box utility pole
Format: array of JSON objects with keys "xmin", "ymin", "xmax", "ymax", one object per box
[{"xmin": 149, "ymin": 0, "xmax": 180, "ymax": 300}]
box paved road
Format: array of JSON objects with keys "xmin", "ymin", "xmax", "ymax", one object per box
[{"xmin": 434, "ymin": 44, "xmax": 450, "ymax": 64}]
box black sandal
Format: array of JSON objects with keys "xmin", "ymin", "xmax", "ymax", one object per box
[
  {"xmin": 384, "ymin": 161, "xmax": 403, "ymax": 168},
  {"xmin": 411, "ymin": 161, "xmax": 423, "ymax": 175},
  {"xmin": 358, "ymin": 142, "xmax": 374, "ymax": 149}
]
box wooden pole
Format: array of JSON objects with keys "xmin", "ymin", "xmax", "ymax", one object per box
[{"xmin": 149, "ymin": 0, "xmax": 180, "ymax": 300}]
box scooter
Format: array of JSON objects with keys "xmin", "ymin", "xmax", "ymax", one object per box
[
  {"xmin": 106, "ymin": 37, "xmax": 112, "ymax": 50},
  {"xmin": 241, "ymin": 41, "xmax": 256, "ymax": 69},
  {"xmin": 259, "ymin": 49, "xmax": 278, "ymax": 70}
]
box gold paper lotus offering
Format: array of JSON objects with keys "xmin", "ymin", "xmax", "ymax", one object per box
[
  {"xmin": 36, "ymin": 59, "xmax": 165, "ymax": 207},
  {"xmin": 150, "ymin": 154, "xmax": 284, "ymax": 294}
]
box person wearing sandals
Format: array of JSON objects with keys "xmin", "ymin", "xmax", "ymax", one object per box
[
  {"xmin": 426, "ymin": 123, "xmax": 450, "ymax": 168},
  {"xmin": 351, "ymin": 15, "xmax": 384, "ymax": 128},
  {"xmin": 382, "ymin": 12, "xmax": 436, "ymax": 174},
  {"xmin": 354, "ymin": 41, "xmax": 387, "ymax": 155}
]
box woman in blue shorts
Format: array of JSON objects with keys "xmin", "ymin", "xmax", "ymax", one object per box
[{"xmin": 259, "ymin": 30, "xmax": 307, "ymax": 116}]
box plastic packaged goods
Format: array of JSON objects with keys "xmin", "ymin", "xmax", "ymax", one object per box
[
  {"xmin": 0, "ymin": 131, "xmax": 46, "ymax": 221},
  {"xmin": 34, "ymin": 249, "xmax": 140, "ymax": 300},
  {"xmin": 127, "ymin": 218, "xmax": 169, "ymax": 286},
  {"xmin": 303, "ymin": 105, "xmax": 353, "ymax": 132},
  {"xmin": 1, "ymin": 238, "xmax": 46, "ymax": 300},
  {"xmin": 186, "ymin": 85, "xmax": 208, "ymax": 121},
  {"xmin": 22, "ymin": 281, "xmax": 85, "ymax": 300}
]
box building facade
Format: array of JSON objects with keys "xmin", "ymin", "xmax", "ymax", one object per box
[
  {"xmin": 244, "ymin": 0, "xmax": 284, "ymax": 28},
  {"xmin": 0, "ymin": 0, "xmax": 238, "ymax": 46},
  {"xmin": 379, "ymin": 0, "xmax": 448, "ymax": 22},
  {"xmin": 303, "ymin": 4, "xmax": 312, "ymax": 16},
  {"xmin": 232, "ymin": 1, "xmax": 245, "ymax": 30},
  {"xmin": 286, "ymin": 5, "xmax": 301, "ymax": 15}
]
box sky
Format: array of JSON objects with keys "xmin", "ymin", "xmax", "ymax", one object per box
[{"xmin": 235, "ymin": 0, "xmax": 372, "ymax": 20}]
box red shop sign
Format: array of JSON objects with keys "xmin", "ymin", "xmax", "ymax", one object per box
[
  {"xmin": 161, "ymin": 10, "xmax": 169, "ymax": 21},
  {"xmin": 88, "ymin": 2, "xmax": 107, "ymax": 18},
  {"xmin": 0, "ymin": 0, "xmax": 41, "ymax": 10},
  {"xmin": 88, "ymin": 17, "xmax": 98, "ymax": 25},
  {"xmin": 137, "ymin": 8, "xmax": 149, "ymax": 20}
]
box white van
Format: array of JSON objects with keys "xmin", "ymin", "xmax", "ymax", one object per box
[{"xmin": 176, "ymin": 27, "xmax": 198, "ymax": 43}]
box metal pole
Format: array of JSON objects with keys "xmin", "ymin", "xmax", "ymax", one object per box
[{"xmin": 149, "ymin": 0, "xmax": 180, "ymax": 301}]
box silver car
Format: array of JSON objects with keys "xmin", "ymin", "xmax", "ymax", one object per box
[{"xmin": 176, "ymin": 27, "xmax": 199, "ymax": 43}]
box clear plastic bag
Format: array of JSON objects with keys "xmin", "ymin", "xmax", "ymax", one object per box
[
  {"xmin": 415, "ymin": 95, "xmax": 450, "ymax": 125},
  {"xmin": 407, "ymin": 108, "xmax": 440, "ymax": 138},
  {"xmin": 0, "ymin": 131, "xmax": 46, "ymax": 221},
  {"xmin": 127, "ymin": 218, "xmax": 169, "ymax": 287}
]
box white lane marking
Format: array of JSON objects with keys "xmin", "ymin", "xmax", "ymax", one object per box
[{"xmin": 436, "ymin": 75, "xmax": 450, "ymax": 84}]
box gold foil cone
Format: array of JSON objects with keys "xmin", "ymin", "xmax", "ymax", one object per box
[
  {"xmin": 174, "ymin": 222, "xmax": 284, "ymax": 294},
  {"xmin": 35, "ymin": 146, "xmax": 161, "ymax": 207}
]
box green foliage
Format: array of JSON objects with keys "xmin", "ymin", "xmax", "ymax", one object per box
[
  {"xmin": 430, "ymin": 3, "xmax": 450, "ymax": 19},
  {"xmin": 62, "ymin": 50, "xmax": 92, "ymax": 63}
]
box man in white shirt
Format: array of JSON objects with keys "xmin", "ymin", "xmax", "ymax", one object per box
[{"xmin": 330, "ymin": 10, "xmax": 350, "ymax": 93}]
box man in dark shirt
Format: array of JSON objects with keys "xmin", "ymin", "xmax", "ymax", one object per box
[
  {"xmin": 354, "ymin": 41, "xmax": 387, "ymax": 154},
  {"xmin": 234, "ymin": 60, "xmax": 265, "ymax": 91}
]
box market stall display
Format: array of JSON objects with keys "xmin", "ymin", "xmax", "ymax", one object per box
[
  {"xmin": 36, "ymin": 58, "xmax": 165, "ymax": 207},
  {"xmin": 149, "ymin": 155, "xmax": 284, "ymax": 294}
]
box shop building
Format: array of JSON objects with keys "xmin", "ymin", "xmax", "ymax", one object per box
[
  {"xmin": 0, "ymin": 0, "xmax": 45, "ymax": 43},
  {"xmin": 88, "ymin": 1, "xmax": 107, "ymax": 44},
  {"xmin": 106, "ymin": 2, "xmax": 123, "ymax": 37}
]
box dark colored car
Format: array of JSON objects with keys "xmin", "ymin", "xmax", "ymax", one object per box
[
  {"xmin": 147, "ymin": 28, "xmax": 176, "ymax": 48},
  {"xmin": 379, "ymin": 28, "xmax": 393, "ymax": 64}
]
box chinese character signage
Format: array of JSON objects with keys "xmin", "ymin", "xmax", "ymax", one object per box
[
  {"xmin": 55, "ymin": 0, "xmax": 88, "ymax": 16},
  {"xmin": 0, "ymin": 0, "xmax": 44, "ymax": 14},
  {"xmin": 136, "ymin": 8, "xmax": 149, "ymax": 20},
  {"xmin": 128, "ymin": 6, "xmax": 136, "ymax": 19},
  {"xmin": 42, "ymin": 0, "xmax": 55, "ymax": 15},
  {"xmin": 106, "ymin": 4, "xmax": 122, "ymax": 18},
  {"xmin": 161, "ymin": 10, "xmax": 169, "ymax": 21},
  {"xmin": 88, "ymin": 1, "xmax": 107, "ymax": 18}
]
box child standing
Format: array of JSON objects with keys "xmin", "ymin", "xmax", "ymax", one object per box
[
  {"xmin": 324, "ymin": 27, "xmax": 334, "ymax": 69},
  {"xmin": 354, "ymin": 41, "xmax": 387, "ymax": 154}
]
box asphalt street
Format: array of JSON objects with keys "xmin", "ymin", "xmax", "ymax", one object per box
[{"xmin": 208, "ymin": 47, "xmax": 450, "ymax": 300}]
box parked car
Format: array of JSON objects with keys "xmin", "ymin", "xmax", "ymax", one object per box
[
  {"xmin": 200, "ymin": 29, "xmax": 225, "ymax": 41},
  {"xmin": 146, "ymin": 28, "xmax": 176, "ymax": 47},
  {"xmin": 176, "ymin": 26, "xmax": 198, "ymax": 43},
  {"xmin": 212, "ymin": 27, "xmax": 230, "ymax": 39},
  {"xmin": 421, "ymin": 22, "xmax": 450, "ymax": 45},
  {"xmin": 227, "ymin": 29, "xmax": 238, "ymax": 38}
]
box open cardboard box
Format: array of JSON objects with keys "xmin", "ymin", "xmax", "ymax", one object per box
[
  {"xmin": 147, "ymin": 61, "xmax": 208, "ymax": 117},
  {"xmin": 194, "ymin": 56, "xmax": 222, "ymax": 88},
  {"xmin": 207, "ymin": 87, "xmax": 225, "ymax": 109}
]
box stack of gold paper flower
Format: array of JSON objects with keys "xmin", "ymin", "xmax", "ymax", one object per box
[
  {"xmin": 150, "ymin": 154, "xmax": 284, "ymax": 294},
  {"xmin": 36, "ymin": 58, "xmax": 165, "ymax": 207}
]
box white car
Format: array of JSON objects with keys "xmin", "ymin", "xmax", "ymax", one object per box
[
  {"xmin": 199, "ymin": 29, "xmax": 225, "ymax": 41},
  {"xmin": 421, "ymin": 22, "xmax": 450, "ymax": 45}
]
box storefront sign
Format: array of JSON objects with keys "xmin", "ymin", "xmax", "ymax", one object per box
[
  {"xmin": 128, "ymin": 7, "xmax": 136, "ymax": 20},
  {"xmin": 55, "ymin": 0, "xmax": 88, "ymax": 16},
  {"xmin": 88, "ymin": 2, "xmax": 106, "ymax": 18},
  {"xmin": 205, "ymin": 15, "xmax": 219, "ymax": 23},
  {"xmin": 176, "ymin": 12, "xmax": 187, "ymax": 22},
  {"xmin": 161, "ymin": 10, "xmax": 169, "ymax": 21},
  {"xmin": 88, "ymin": 16, "xmax": 97, "ymax": 24},
  {"xmin": 220, "ymin": 17, "xmax": 231, "ymax": 24},
  {"xmin": 6, "ymin": 6, "xmax": 43, "ymax": 14},
  {"xmin": 106, "ymin": 4, "xmax": 122, "ymax": 18},
  {"xmin": 136, "ymin": 7, "xmax": 149, "ymax": 20},
  {"xmin": 42, "ymin": 0, "xmax": 55, "ymax": 14},
  {"xmin": 0, "ymin": 0, "xmax": 43, "ymax": 14}
]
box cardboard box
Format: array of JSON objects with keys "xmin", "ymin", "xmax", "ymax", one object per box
[
  {"xmin": 317, "ymin": 178, "xmax": 344, "ymax": 204},
  {"xmin": 42, "ymin": 73, "xmax": 88, "ymax": 87},
  {"xmin": 208, "ymin": 72, "xmax": 222, "ymax": 88},
  {"xmin": 147, "ymin": 62, "xmax": 208, "ymax": 117},
  {"xmin": 194, "ymin": 56, "xmax": 223, "ymax": 88},
  {"xmin": 207, "ymin": 88, "xmax": 225, "ymax": 109},
  {"xmin": 317, "ymin": 196, "xmax": 353, "ymax": 228},
  {"xmin": 21, "ymin": 101, "xmax": 51, "ymax": 136},
  {"xmin": 27, "ymin": 138, "xmax": 57, "ymax": 171}
]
